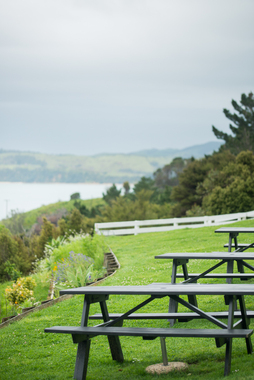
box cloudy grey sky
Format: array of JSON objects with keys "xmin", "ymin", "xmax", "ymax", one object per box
[{"xmin": 1, "ymin": 0, "xmax": 253, "ymax": 156}]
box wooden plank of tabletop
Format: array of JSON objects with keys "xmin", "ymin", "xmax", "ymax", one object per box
[
  {"xmin": 59, "ymin": 284, "xmax": 254, "ymax": 296},
  {"xmin": 215, "ymin": 227, "xmax": 254, "ymax": 233},
  {"xmin": 154, "ymin": 252, "xmax": 254, "ymax": 260}
]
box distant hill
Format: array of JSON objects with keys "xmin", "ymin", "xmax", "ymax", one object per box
[
  {"xmin": 0, "ymin": 141, "xmax": 222, "ymax": 183},
  {"xmin": 127, "ymin": 141, "xmax": 222, "ymax": 158}
]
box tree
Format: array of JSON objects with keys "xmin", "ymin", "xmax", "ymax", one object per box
[
  {"xmin": 170, "ymin": 150, "xmax": 235, "ymax": 216},
  {"xmin": 0, "ymin": 226, "xmax": 19, "ymax": 281},
  {"xmin": 123, "ymin": 181, "xmax": 130, "ymax": 195},
  {"xmin": 102, "ymin": 184, "xmax": 121, "ymax": 205},
  {"xmin": 2, "ymin": 210, "xmax": 26, "ymax": 235},
  {"xmin": 202, "ymin": 151, "xmax": 254, "ymax": 215},
  {"xmin": 68, "ymin": 208, "xmax": 84, "ymax": 233},
  {"xmin": 153, "ymin": 157, "xmax": 190, "ymax": 188},
  {"xmin": 70, "ymin": 192, "xmax": 80, "ymax": 200},
  {"xmin": 35, "ymin": 217, "xmax": 54, "ymax": 259},
  {"xmin": 212, "ymin": 92, "xmax": 254, "ymax": 154},
  {"xmin": 133, "ymin": 177, "xmax": 154, "ymax": 194},
  {"xmin": 100, "ymin": 190, "xmax": 171, "ymax": 222}
]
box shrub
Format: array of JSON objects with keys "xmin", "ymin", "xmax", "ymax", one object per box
[{"xmin": 5, "ymin": 277, "xmax": 36, "ymax": 310}]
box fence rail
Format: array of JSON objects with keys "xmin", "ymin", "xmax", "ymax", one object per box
[{"xmin": 94, "ymin": 210, "xmax": 254, "ymax": 236}]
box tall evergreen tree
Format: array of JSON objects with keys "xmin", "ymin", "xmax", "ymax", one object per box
[
  {"xmin": 212, "ymin": 92, "xmax": 254, "ymax": 154},
  {"xmin": 102, "ymin": 184, "xmax": 121, "ymax": 205}
]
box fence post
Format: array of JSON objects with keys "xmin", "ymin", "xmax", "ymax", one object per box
[
  {"xmin": 134, "ymin": 221, "xmax": 139, "ymax": 235},
  {"xmin": 204, "ymin": 216, "xmax": 208, "ymax": 226},
  {"xmin": 173, "ymin": 218, "xmax": 178, "ymax": 228},
  {"xmin": 94, "ymin": 224, "xmax": 100, "ymax": 235}
]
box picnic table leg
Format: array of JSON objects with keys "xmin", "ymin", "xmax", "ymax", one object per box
[
  {"xmin": 160, "ymin": 337, "xmax": 168, "ymax": 366},
  {"xmin": 168, "ymin": 259, "xmax": 178, "ymax": 326},
  {"xmin": 74, "ymin": 340, "xmax": 91, "ymax": 380},
  {"xmin": 169, "ymin": 259, "xmax": 197, "ymax": 325},
  {"xmin": 238, "ymin": 295, "xmax": 253, "ymax": 354},
  {"xmin": 100, "ymin": 300, "xmax": 124, "ymax": 362},
  {"xmin": 233, "ymin": 235, "xmax": 246, "ymax": 274},
  {"xmin": 226, "ymin": 259, "xmax": 234, "ymax": 285},
  {"xmin": 224, "ymin": 295, "xmax": 235, "ymax": 376},
  {"xmin": 225, "ymin": 259, "xmax": 238, "ymax": 309},
  {"xmin": 74, "ymin": 295, "xmax": 91, "ymax": 380},
  {"xmin": 182, "ymin": 263, "xmax": 198, "ymax": 308},
  {"xmin": 228, "ymin": 233, "xmax": 233, "ymax": 252}
]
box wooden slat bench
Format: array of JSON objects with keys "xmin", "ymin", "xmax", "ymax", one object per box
[{"xmin": 45, "ymin": 325, "xmax": 253, "ymax": 341}]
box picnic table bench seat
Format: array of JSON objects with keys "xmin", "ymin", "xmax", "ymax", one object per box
[{"xmin": 45, "ymin": 325, "xmax": 253, "ymax": 342}]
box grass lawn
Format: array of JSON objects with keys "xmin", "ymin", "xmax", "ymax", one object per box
[{"xmin": 1, "ymin": 220, "xmax": 254, "ymax": 379}]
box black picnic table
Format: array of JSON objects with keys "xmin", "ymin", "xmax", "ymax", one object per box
[
  {"xmin": 155, "ymin": 251, "xmax": 254, "ymax": 284},
  {"xmin": 45, "ymin": 283, "xmax": 254, "ymax": 378},
  {"xmin": 215, "ymin": 227, "xmax": 254, "ymax": 252},
  {"xmin": 155, "ymin": 252, "xmax": 254, "ymax": 325}
]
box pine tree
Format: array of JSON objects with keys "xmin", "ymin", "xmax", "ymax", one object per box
[{"xmin": 212, "ymin": 92, "xmax": 254, "ymax": 154}]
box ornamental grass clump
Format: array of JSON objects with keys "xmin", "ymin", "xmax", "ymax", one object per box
[
  {"xmin": 5, "ymin": 277, "xmax": 36, "ymax": 311},
  {"xmin": 54, "ymin": 251, "xmax": 107, "ymax": 289}
]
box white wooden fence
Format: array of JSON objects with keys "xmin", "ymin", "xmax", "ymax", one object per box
[{"xmin": 94, "ymin": 210, "xmax": 254, "ymax": 236}]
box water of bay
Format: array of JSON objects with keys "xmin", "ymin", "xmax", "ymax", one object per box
[{"xmin": 0, "ymin": 182, "xmax": 123, "ymax": 221}]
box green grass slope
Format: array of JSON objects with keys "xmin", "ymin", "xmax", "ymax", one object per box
[
  {"xmin": 1, "ymin": 219, "xmax": 254, "ymax": 380},
  {"xmin": 23, "ymin": 198, "xmax": 105, "ymax": 229}
]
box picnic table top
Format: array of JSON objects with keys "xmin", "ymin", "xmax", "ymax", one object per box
[
  {"xmin": 154, "ymin": 252, "xmax": 254, "ymax": 260},
  {"xmin": 60, "ymin": 283, "xmax": 254, "ymax": 296},
  {"xmin": 215, "ymin": 227, "xmax": 254, "ymax": 233}
]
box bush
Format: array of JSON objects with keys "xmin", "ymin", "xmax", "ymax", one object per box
[{"xmin": 5, "ymin": 277, "xmax": 36, "ymax": 310}]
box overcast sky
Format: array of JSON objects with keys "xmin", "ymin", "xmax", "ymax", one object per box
[{"xmin": 1, "ymin": 0, "xmax": 253, "ymax": 156}]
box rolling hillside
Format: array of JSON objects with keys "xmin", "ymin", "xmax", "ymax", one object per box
[{"xmin": 0, "ymin": 141, "xmax": 221, "ymax": 183}]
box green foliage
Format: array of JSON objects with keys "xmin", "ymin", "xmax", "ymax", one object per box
[
  {"xmin": 54, "ymin": 252, "xmax": 106, "ymax": 289},
  {"xmin": 133, "ymin": 159, "xmax": 190, "ymax": 206},
  {"xmin": 3, "ymin": 260, "xmax": 22, "ymax": 281},
  {"xmin": 153, "ymin": 156, "xmax": 190, "ymax": 188},
  {"xmin": 34, "ymin": 217, "xmax": 54, "ymax": 259},
  {"xmin": 202, "ymin": 151, "xmax": 254, "ymax": 214},
  {"xmin": 100, "ymin": 190, "xmax": 172, "ymax": 222},
  {"xmin": 22, "ymin": 198, "xmax": 104, "ymax": 229},
  {"xmin": 2, "ymin": 210, "xmax": 26, "ymax": 235},
  {"xmin": 133, "ymin": 176, "xmax": 154, "ymax": 194},
  {"xmin": 66, "ymin": 208, "xmax": 84, "ymax": 233},
  {"xmin": 70, "ymin": 192, "xmax": 80, "ymax": 200},
  {"xmin": 41, "ymin": 233, "xmax": 106, "ymax": 273},
  {"xmin": 123, "ymin": 181, "xmax": 130, "ymax": 195},
  {"xmin": 212, "ymin": 92, "xmax": 254, "ymax": 154},
  {"xmin": 102, "ymin": 184, "xmax": 121, "ymax": 205},
  {"xmin": 0, "ymin": 226, "xmax": 31, "ymax": 281},
  {"xmin": 171, "ymin": 150, "xmax": 236, "ymax": 216},
  {"xmin": 73, "ymin": 200, "xmax": 102, "ymax": 218},
  {"xmin": 5, "ymin": 277, "xmax": 36, "ymax": 309}
]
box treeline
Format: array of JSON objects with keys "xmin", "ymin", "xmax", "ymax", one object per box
[{"xmin": 0, "ymin": 91, "xmax": 253, "ymax": 281}]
